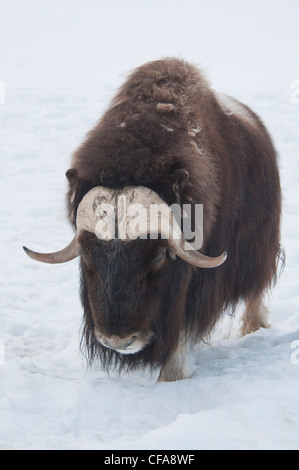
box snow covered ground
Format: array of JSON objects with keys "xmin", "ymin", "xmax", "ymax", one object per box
[{"xmin": 1, "ymin": 0, "xmax": 299, "ymax": 450}]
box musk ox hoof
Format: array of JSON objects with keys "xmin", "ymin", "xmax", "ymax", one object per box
[
  {"xmin": 240, "ymin": 297, "xmax": 271, "ymax": 336},
  {"xmin": 156, "ymin": 358, "xmax": 191, "ymax": 382},
  {"xmin": 241, "ymin": 317, "xmax": 271, "ymax": 336},
  {"xmin": 156, "ymin": 332, "xmax": 191, "ymax": 382},
  {"xmin": 156, "ymin": 368, "xmax": 192, "ymax": 383}
]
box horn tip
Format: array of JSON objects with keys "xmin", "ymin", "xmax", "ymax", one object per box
[
  {"xmin": 219, "ymin": 251, "xmax": 228, "ymax": 265},
  {"xmin": 23, "ymin": 246, "xmax": 31, "ymax": 256},
  {"xmin": 23, "ymin": 246, "xmax": 37, "ymax": 261}
]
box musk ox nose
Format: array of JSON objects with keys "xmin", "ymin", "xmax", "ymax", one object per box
[
  {"xmin": 103, "ymin": 336, "xmax": 134, "ymax": 350},
  {"xmin": 95, "ymin": 331, "xmax": 139, "ymax": 354}
]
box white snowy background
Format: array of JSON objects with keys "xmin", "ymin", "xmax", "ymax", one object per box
[{"xmin": 1, "ymin": 0, "xmax": 299, "ymax": 450}]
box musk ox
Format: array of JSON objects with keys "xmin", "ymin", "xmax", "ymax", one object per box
[{"xmin": 24, "ymin": 58, "xmax": 283, "ymax": 382}]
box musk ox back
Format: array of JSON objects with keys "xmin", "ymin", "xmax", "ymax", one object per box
[{"xmin": 24, "ymin": 58, "xmax": 283, "ymax": 382}]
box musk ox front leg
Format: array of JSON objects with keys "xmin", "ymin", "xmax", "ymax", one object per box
[
  {"xmin": 157, "ymin": 332, "xmax": 191, "ymax": 382},
  {"xmin": 241, "ymin": 294, "xmax": 270, "ymax": 336}
]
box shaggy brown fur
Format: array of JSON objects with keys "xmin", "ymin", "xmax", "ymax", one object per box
[{"xmin": 66, "ymin": 58, "xmax": 283, "ymax": 375}]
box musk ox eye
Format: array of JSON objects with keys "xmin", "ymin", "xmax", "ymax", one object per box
[
  {"xmin": 154, "ymin": 252, "xmax": 165, "ymax": 263},
  {"xmin": 151, "ymin": 250, "xmax": 166, "ymax": 269}
]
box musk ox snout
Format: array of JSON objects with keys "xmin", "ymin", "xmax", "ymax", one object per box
[{"xmin": 94, "ymin": 329, "xmax": 153, "ymax": 355}]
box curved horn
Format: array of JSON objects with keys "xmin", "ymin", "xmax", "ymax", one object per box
[
  {"xmin": 23, "ymin": 237, "xmax": 80, "ymax": 264},
  {"xmin": 23, "ymin": 186, "xmax": 116, "ymax": 264},
  {"xmin": 157, "ymin": 203, "xmax": 227, "ymax": 269},
  {"xmin": 168, "ymin": 238, "xmax": 227, "ymax": 268}
]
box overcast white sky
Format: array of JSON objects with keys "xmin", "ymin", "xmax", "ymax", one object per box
[{"xmin": 1, "ymin": 0, "xmax": 298, "ymax": 95}]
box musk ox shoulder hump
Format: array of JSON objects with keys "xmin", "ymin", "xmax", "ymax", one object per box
[{"xmin": 109, "ymin": 57, "xmax": 212, "ymax": 111}]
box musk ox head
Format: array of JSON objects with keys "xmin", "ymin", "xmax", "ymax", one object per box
[{"xmin": 23, "ymin": 185, "xmax": 226, "ymax": 368}]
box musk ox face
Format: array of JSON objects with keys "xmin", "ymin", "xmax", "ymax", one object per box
[{"xmin": 79, "ymin": 233, "xmax": 175, "ymax": 356}]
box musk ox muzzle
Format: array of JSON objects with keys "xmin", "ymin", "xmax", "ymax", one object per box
[{"xmin": 94, "ymin": 330, "xmax": 154, "ymax": 355}]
